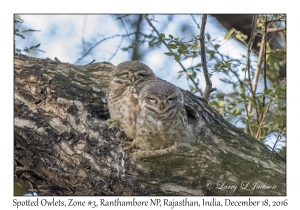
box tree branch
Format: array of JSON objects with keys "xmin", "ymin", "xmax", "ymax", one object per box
[
  {"xmin": 267, "ymin": 27, "xmax": 286, "ymax": 33},
  {"xmin": 199, "ymin": 15, "xmax": 216, "ymax": 101},
  {"xmin": 243, "ymin": 15, "xmax": 259, "ymax": 135},
  {"xmin": 259, "ymin": 16, "xmax": 269, "ymax": 139},
  {"xmin": 255, "ymin": 77, "xmax": 286, "ymax": 139},
  {"xmin": 131, "ymin": 14, "xmax": 143, "ymax": 61},
  {"xmin": 75, "ymin": 31, "xmax": 150, "ymax": 64},
  {"xmin": 108, "ymin": 37, "xmax": 124, "ymax": 62},
  {"xmin": 142, "ymin": 14, "xmax": 203, "ymax": 96},
  {"xmin": 270, "ymin": 130, "xmax": 283, "ymax": 159},
  {"xmin": 246, "ymin": 15, "xmax": 265, "ymax": 122}
]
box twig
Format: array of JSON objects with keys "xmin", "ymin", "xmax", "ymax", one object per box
[
  {"xmin": 108, "ymin": 37, "xmax": 124, "ymax": 61},
  {"xmin": 85, "ymin": 59, "xmax": 95, "ymax": 65},
  {"xmin": 54, "ymin": 57, "xmax": 61, "ymax": 62},
  {"xmin": 199, "ymin": 14, "xmax": 216, "ymax": 101},
  {"xmin": 191, "ymin": 15, "xmax": 200, "ymax": 29},
  {"xmin": 262, "ymin": 16, "xmax": 268, "ymax": 112},
  {"xmin": 270, "ymin": 131, "xmax": 282, "ymax": 159},
  {"xmin": 267, "ymin": 27, "xmax": 286, "ymax": 33},
  {"xmin": 243, "ymin": 15, "xmax": 257, "ymax": 134},
  {"xmin": 270, "ymin": 22, "xmax": 286, "ymax": 48},
  {"xmin": 119, "ymin": 16, "xmax": 132, "ymax": 45},
  {"xmin": 255, "ymin": 77, "xmax": 286, "ymax": 139},
  {"xmin": 116, "ymin": 14, "xmax": 131, "ymax": 20},
  {"xmin": 247, "ymin": 15, "xmax": 265, "ymax": 117},
  {"xmin": 267, "ymin": 18, "xmax": 286, "ymax": 23},
  {"xmin": 75, "ymin": 33, "xmax": 136, "ymax": 64},
  {"xmin": 215, "ymin": 49, "xmax": 244, "ymax": 85},
  {"xmin": 257, "ymin": 16, "xmax": 269, "ymax": 139},
  {"xmin": 142, "ymin": 14, "xmax": 204, "ymax": 96}
]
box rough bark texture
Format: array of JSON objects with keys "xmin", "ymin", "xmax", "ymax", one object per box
[{"xmin": 14, "ymin": 54, "xmax": 286, "ymax": 196}]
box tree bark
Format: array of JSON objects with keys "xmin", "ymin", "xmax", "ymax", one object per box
[{"xmin": 14, "ymin": 54, "xmax": 286, "ymax": 196}]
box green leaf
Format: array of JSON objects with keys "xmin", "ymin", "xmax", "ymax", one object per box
[
  {"xmin": 180, "ymin": 44, "xmax": 187, "ymax": 51},
  {"xmin": 169, "ymin": 34, "xmax": 174, "ymax": 39},
  {"xmin": 248, "ymin": 97, "xmax": 256, "ymax": 104},
  {"xmin": 160, "ymin": 33, "xmax": 165, "ymax": 38},
  {"xmin": 264, "ymin": 89, "xmax": 272, "ymax": 95},
  {"xmin": 177, "ymin": 73, "xmax": 183, "ymax": 79},
  {"xmin": 15, "ymin": 15, "xmax": 23, "ymax": 21},
  {"xmin": 191, "ymin": 72, "xmax": 197, "ymax": 79},
  {"xmin": 240, "ymin": 94, "xmax": 246, "ymax": 100},
  {"xmin": 233, "ymin": 109, "xmax": 242, "ymax": 115},
  {"xmin": 37, "ymin": 49, "xmax": 45, "ymax": 53},
  {"xmin": 14, "ymin": 19, "xmax": 22, "ymax": 23},
  {"xmin": 22, "ymin": 29, "xmax": 41, "ymax": 33},
  {"xmin": 29, "ymin": 43, "xmax": 41, "ymax": 50},
  {"xmin": 224, "ymin": 28, "xmax": 236, "ymax": 40},
  {"xmin": 214, "ymin": 44, "xmax": 220, "ymax": 49},
  {"xmin": 260, "ymin": 107, "xmax": 267, "ymax": 113},
  {"xmin": 208, "ymin": 50, "xmax": 215, "ymax": 58},
  {"xmin": 272, "ymin": 81, "xmax": 278, "ymax": 89},
  {"xmin": 153, "ymin": 40, "xmax": 161, "ymax": 45},
  {"xmin": 164, "ymin": 52, "xmax": 173, "ymax": 56},
  {"xmin": 174, "ymin": 55, "xmax": 180, "ymax": 63},
  {"xmin": 177, "ymin": 48, "xmax": 182, "ymax": 54},
  {"xmin": 15, "ymin": 33, "xmax": 25, "ymax": 39},
  {"xmin": 206, "ymin": 33, "xmax": 211, "ymax": 41},
  {"xmin": 35, "ymin": 43, "xmax": 41, "ymax": 48},
  {"xmin": 168, "ymin": 44, "xmax": 177, "ymax": 49}
]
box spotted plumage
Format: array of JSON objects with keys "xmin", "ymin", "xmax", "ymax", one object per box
[
  {"xmin": 127, "ymin": 79, "xmax": 193, "ymax": 151},
  {"xmin": 107, "ymin": 61, "xmax": 156, "ymax": 139}
]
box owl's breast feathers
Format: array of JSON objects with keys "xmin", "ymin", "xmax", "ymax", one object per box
[{"xmin": 107, "ymin": 86, "xmax": 138, "ymax": 139}]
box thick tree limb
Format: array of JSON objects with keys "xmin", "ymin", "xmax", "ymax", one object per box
[{"xmin": 14, "ymin": 55, "xmax": 286, "ymax": 196}]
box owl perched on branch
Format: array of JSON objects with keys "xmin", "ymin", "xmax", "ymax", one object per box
[
  {"xmin": 107, "ymin": 61, "xmax": 156, "ymax": 139},
  {"xmin": 126, "ymin": 79, "xmax": 194, "ymax": 151}
]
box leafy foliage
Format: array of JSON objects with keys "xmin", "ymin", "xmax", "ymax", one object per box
[
  {"xmin": 128, "ymin": 14, "xmax": 286, "ymax": 153},
  {"xmin": 14, "ymin": 15, "xmax": 44, "ymax": 54}
]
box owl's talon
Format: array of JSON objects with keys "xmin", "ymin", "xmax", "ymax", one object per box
[
  {"xmin": 124, "ymin": 140, "xmax": 137, "ymax": 152},
  {"xmin": 122, "ymin": 141, "xmax": 132, "ymax": 147}
]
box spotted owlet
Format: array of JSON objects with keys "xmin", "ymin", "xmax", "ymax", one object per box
[
  {"xmin": 127, "ymin": 79, "xmax": 193, "ymax": 151},
  {"xmin": 107, "ymin": 61, "xmax": 156, "ymax": 139}
]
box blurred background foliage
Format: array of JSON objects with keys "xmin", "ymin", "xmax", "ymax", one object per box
[{"xmin": 14, "ymin": 14, "xmax": 286, "ymax": 158}]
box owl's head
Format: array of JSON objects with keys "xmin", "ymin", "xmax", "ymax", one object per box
[
  {"xmin": 139, "ymin": 80, "xmax": 183, "ymax": 114},
  {"xmin": 110, "ymin": 61, "xmax": 156, "ymax": 87}
]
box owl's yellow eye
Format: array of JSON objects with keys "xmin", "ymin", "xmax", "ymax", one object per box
[
  {"xmin": 119, "ymin": 73, "xmax": 129, "ymax": 78},
  {"xmin": 167, "ymin": 97, "xmax": 176, "ymax": 104},
  {"xmin": 147, "ymin": 97, "xmax": 157, "ymax": 104}
]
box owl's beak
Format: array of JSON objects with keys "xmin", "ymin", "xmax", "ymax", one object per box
[
  {"xmin": 131, "ymin": 76, "xmax": 136, "ymax": 84},
  {"xmin": 159, "ymin": 102, "xmax": 165, "ymax": 111}
]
